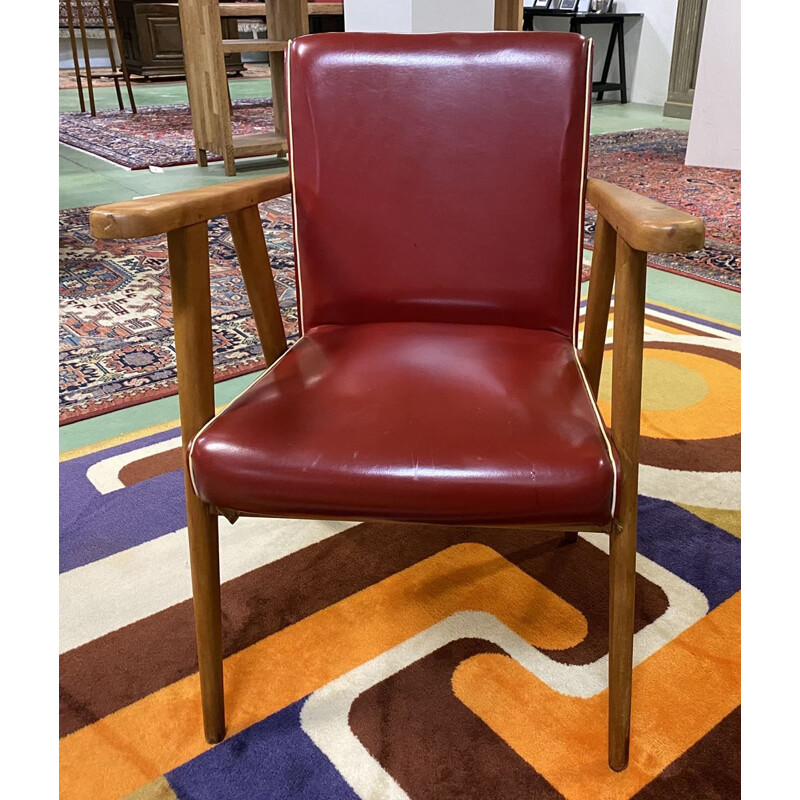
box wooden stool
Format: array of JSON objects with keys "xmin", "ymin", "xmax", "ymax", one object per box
[{"xmin": 64, "ymin": 0, "xmax": 137, "ymax": 115}]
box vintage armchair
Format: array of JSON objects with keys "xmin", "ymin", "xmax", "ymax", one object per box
[{"xmin": 89, "ymin": 32, "xmax": 704, "ymax": 772}]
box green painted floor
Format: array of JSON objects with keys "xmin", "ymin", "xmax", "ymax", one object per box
[{"xmin": 59, "ymin": 78, "xmax": 736, "ymax": 455}]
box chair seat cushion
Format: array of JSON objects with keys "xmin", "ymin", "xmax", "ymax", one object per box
[{"xmin": 189, "ymin": 322, "xmax": 619, "ymax": 527}]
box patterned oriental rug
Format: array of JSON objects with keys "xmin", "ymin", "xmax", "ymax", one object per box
[
  {"xmin": 59, "ymin": 98, "xmax": 274, "ymax": 169},
  {"xmin": 58, "ymin": 302, "xmax": 741, "ymax": 800},
  {"xmin": 587, "ymin": 129, "xmax": 740, "ymax": 291},
  {"xmin": 58, "ymin": 108, "xmax": 741, "ymax": 292},
  {"xmin": 59, "ymin": 198, "xmax": 297, "ymax": 424},
  {"xmin": 59, "ymin": 64, "xmax": 271, "ymax": 91}
]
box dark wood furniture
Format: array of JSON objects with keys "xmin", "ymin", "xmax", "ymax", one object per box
[
  {"xmin": 114, "ymin": 1, "xmax": 344, "ymax": 79},
  {"xmin": 115, "ymin": 0, "xmax": 244, "ymax": 78},
  {"xmin": 90, "ymin": 33, "xmax": 704, "ymax": 772},
  {"xmin": 523, "ymin": 9, "xmax": 642, "ymax": 103}
]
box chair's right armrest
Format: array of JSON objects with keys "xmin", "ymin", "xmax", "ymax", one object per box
[
  {"xmin": 586, "ymin": 178, "xmax": 704, "ymax": 255},
  {"xmin": 89, "ymin": 173, "xmax": 292, "ymax": 239}
]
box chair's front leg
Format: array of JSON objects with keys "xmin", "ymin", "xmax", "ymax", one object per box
[
  {"xmin": 608, "ymin": 237, "xmax": 647, "ymax": 771},
  {"xmin": 168, "ymin": 222, "xmax": 226, "ymax": 743},
  {"xmin": 186, "ymin": 494, "xmax": 225, "ymax": 743}
]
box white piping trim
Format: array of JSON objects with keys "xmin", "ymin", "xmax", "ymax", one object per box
[
  {"xmin": 573, "ymin": 39, "xmax": 594, "ymax": 345},
  {"xmin": 285, "ymin": 41, "xmax": 305, "ymax": 336},
  {"xmin": 187, "ymin": 344, "xmax": 298, "ymax": 498},
  {"xmin": 572, "ymin": 345, "xmax": 619, "ymax": 520}
]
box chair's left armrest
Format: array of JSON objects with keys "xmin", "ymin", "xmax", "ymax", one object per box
[
  {"xmin": 586, "ymin": 178, "xmax": 704, "ymax": 254},
  {"xmin": 89, "ymin": 173, "xmax": 292, "ymax": 239}
]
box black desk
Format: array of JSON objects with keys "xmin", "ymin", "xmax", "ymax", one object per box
[{"xmin": 522, "ymin": 10, "xmax": 643, "ymax": 103}]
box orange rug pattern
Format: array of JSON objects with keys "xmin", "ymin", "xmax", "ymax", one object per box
[{"xmin": 59, "ymin": 302, "xmax": 741, "ymax": 799}]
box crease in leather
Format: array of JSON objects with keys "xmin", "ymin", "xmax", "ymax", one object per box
[{"xmin": 187, "ymin": 344, "xmax": 297, "ymax": 498}]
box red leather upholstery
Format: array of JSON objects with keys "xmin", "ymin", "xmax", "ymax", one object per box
[
  {"xmin": 189, "ymin": 33, "xmax": 618, "ymax": 527},
  {"xmin": 190, "ymin": 323, "xmax": 618, "ymax": 526},
  {"xmin": 286, "ymin": 32, "xmax": 592, "ymax": 339}
]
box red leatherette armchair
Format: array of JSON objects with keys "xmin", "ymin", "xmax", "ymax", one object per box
[{"xmin": 90, "ymin": 32, "xmax": 704, "ymax": 771}]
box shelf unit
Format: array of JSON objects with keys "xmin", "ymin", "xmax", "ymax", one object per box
[
  {"xmin": 176, "ymin": 0, "xmax": 318, "ymax": 175},
  {"xmin": 176, "ymin": 1, "xmax": 515, "ymax": 175}
]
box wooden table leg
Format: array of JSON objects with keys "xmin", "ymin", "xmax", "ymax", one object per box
[
  {"xmin": 617, "ymin": 19, "xmax": 628, "ymax": 103},
  {"xmin": 597, "ymin": 23, "xmax": 618, "ymax": 102},
  {"xmin": 522, "ymin": 9, "xmax": 532, "ymax": 31}
]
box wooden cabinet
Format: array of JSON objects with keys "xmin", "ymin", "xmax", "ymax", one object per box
[{"xmin": 115, "ymin": 0, "xmax": 244, "ymax": 78}]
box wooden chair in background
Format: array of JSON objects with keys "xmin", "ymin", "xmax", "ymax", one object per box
[
  {"xmin": 63, "ymin": 0, "xmax": 137, "ymax": 116},
  {"xmin": 90, "ymin": 32, "xmax": 704, "ymax": 771}
]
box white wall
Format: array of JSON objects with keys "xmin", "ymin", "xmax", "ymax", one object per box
[
  {"xmin": 413, "ymin": 0, "xmax": 495, "ymax": 33},
  {"xmin": 345, "ymin": 0, "xmax": 495, "ymax": 33},
  {"xmin": 525, "ymin": 0, "xmax": 678, "ymax": 106},
  {"xmin": 342, "ymin": 1, "xmax": 680, "ymax": 106},
  {"xmin": 685, "ymin": 0, "xmax": 741, "ymax": 169},
  {"xmin": 615, "ymin": 0, "xmax": 677, "ymax": 106},
  {"xmin": 345, "ymin": 0, "xmax": 412, "ymax": 32}
]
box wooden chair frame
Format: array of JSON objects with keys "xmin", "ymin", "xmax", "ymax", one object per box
[{"xmin": 90, "ymin": 173, "xmax": 703, "ymax": 772}]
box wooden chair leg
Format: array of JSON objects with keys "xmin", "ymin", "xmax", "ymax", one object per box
[
  {"xmin": 74, "ymin": 0, "xmax": 97, "ymax": 116},
  {"xmin": 607, "ymin": 237, "xmax": 647, "ymax": 771},
  {"xmin": 198, "ymin": 149, "xmax": 208, "ymax": 168},
  {"xmin": 97, "ymin": 0, "xmax": 124, "ymax": 110},
  {"xmin": 64, "ymin": 0, "xmax": 86, "ymax": 113},
  {"xmin": 608, "ymin": 503, "xmax": 637, "ymax": 770},
  {"xmin": 106, "ymin": 0, "xmax": 138, "ymax": 113},
  {"xmin": 168, "ymin": 222, "xmax": 225, "ymax": 743},
  {"xmin": 186, "ymin": 495, "xmax": 226, "ymax": 744}
]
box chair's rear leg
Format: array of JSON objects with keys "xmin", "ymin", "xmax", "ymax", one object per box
[{"xmin": 187, "ymin": 494, "xmax": 225, "ymax": 744}]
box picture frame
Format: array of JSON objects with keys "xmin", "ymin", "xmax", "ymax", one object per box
[
  {"xmin": 558, "ymin": 0, "xmax": 580, "ymax": 10},
  {"xmin": 533, "ymin": 0, "xmax": 552, "ymax": 8}
]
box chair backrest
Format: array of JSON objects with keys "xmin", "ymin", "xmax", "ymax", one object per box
[{"xmin": 287, "ymin": 32, "xmax": 593, "ymax": 340}]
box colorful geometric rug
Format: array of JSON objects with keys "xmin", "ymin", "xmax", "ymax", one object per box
[
  {"xmin": 59, "ymin": 98, "xmax": 274, "ymax": 169},
  {"xmin": 587, "ymin": 129, "xmax": 741, "ymax": 290},
  {"xmin": 58, "ymin": 301, "xmax": 741, "ymax": 799},
  {"xmin": 59, "ymin": 198, "xmax": 297, "ymax": 424}
]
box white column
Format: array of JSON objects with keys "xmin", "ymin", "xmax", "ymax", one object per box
[
  {"xmin": 685, "ymin": 0, "xmax": 741, "ymax": 169},
  {"xmin": 345, "ymin": 0, "xmax": 495, "ymax": 33}
]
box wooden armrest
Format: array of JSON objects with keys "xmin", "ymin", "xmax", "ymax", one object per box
[
  {"xmin": 585, "ymin": 178, "xmax": 704, "ymax": 254},
  {"xmin": 89, "ymin": 174, "xmax": 292, "ymax": 239}
]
